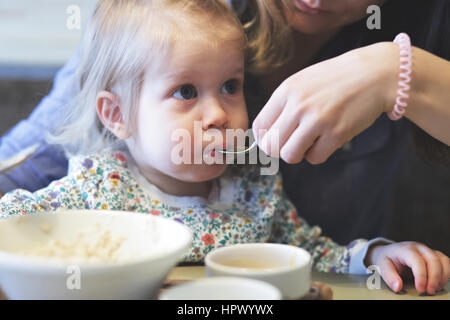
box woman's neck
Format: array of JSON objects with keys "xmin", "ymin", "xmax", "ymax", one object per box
[{"xmin": 260, "ymin": 28, "xmax": 341, "ymax": 95}]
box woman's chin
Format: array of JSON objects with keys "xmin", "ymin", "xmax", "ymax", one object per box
[{"xmin": 285, "ymin": 10, "xmax": 333, "ymax": 35}]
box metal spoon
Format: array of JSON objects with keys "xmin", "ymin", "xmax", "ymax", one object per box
[
  {"xmin": 216, "ymin": 141, "xmax": 257, "ymax": 155},
  {"xmin": 0, "ymin": 144, "xmax": 40, "ymax": 174}
]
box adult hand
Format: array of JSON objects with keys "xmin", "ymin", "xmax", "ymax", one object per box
[
  {"xmin": 366, "ymin": 242, "xmax": 450, "ymax": 295},
  {"xmin": 252, "ymin": 42, "xmax": 399, "ymax": 164}
]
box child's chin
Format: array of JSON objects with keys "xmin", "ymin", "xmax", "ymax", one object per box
[{"xmin": 187, "ymin": 163, "xmax": 227, "ymax": 182}]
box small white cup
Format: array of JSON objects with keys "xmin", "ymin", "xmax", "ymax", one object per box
[
  {"xmin": 205, "ymin": 243, "xmax": 311, "ymax": 299},
  {"xmin": 159, "ymin": 277, "xmax": 282, "ymax": 300}
]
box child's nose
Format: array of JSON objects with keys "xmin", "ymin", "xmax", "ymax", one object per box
[{"xmin": 201, "ymin": 98, "xmax": 229, "ymax": 130}]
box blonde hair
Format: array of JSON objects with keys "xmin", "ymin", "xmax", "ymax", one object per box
[
  {"xmin": 240, "ymin": 0, "xmax": 294, "ymax": 74},
  {"xmin": 49, "ymin": 0, "xmax": 246, "ymax": 156}
]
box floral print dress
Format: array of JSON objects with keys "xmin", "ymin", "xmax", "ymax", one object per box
[{"xmin": 0, "ymin": 150, "xmax": 373, "ymax": 273}]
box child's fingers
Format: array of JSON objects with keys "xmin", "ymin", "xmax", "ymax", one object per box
[
  {"xmin": 435, "ymin": 251, "xmax": 450, "ymax": 291},
  {"xmin": 416, "ymin": 246, "xmax": 442, "ymax": 295},
  {"xmin": 398, "ymin": 248, "xmax": 427, "ymax": 293},
  {"xmin": 379, "ymin": 258, "xmax": 403, "ymax": 292}
]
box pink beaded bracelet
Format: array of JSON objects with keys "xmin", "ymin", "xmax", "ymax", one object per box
[{"xmin": 388, "ymin": 33, "xmax": 413, "ymax": 121}]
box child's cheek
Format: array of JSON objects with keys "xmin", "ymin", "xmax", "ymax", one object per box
[
  {"xmin": 237, "ymin": 107, "xmax": 250, "ymax": 131},
  {"xmin": 150, "ymin": 126, "xmax": 196, "ymax": 170}
]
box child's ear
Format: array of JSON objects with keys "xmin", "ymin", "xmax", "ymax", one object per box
[{"xmin": 96, "ymin": 91, "xmax": 131, "ymax": 140}]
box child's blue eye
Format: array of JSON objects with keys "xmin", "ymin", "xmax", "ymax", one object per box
[
  {"xmin": 173, "ymin": 85, "xmax": 198, "ymax": 100},
  {"xmin": 221, "ymin": 79, "xmax": 239, "ymax": 95}
]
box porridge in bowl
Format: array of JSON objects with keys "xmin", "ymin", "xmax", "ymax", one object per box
[{"xmin": 19, "ymin": 225, "xmax": 128, "ymax": 263}]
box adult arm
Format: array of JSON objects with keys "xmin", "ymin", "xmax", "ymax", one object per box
[
  {"xmin": 252, "ymin": 42, "xmax": 450, "ymax": 165},
  {"xmin": 0, "ymin": 49, "xmax": 80, "ymax": 193},
  {"xmin": 405, "ymin": 46, "xmax": 450, "ymax": 146}
]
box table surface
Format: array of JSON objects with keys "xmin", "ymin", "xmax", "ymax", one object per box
[{"xmin": 167, "ymin": 266, "xmax": 450, "ymax": 300}]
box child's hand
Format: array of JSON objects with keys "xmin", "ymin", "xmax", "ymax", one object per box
[{"xmin": 366, "ymin": 242, "xmax": 450, "ymax": 295}]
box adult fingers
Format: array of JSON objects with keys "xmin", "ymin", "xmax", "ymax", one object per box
[
  {"xmin": 279, "ymin": 117, "xmax": 321, "ymax": 164},
  {"xmin": 379, "ymin": 258, "xmax": 403, "ymax": 293},
  {"xmin": 303, "ymin": 133, "xmax": 344, "ymax": 165},
  {"xmin": 258, "ymin": 106, "xmax": 300, "ymax": 158},
  {"xmin": 252, "ymin": 85, "xmax": 287, "ymax": 143}
]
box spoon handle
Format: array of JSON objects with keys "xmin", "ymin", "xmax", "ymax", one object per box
[{"xmin": 217, "ymin": 141, "xmax": 257, "ymax": 155}]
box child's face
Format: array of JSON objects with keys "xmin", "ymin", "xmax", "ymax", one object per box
[{"xmin": 127, "ymin": 39, "xmax": 248, "ymax": 183}]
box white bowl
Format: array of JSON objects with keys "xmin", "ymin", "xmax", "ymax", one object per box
[
  {"xmin": 0, "ymin": 210, "xmax": 192, "ymax": 299},
  {"xmin": 159, "ymin": 277, "xmax": 281, "ymax": 300},
  {"xmin": 205, "ymin": 243, "xmax": 311, "ymax": 299}
]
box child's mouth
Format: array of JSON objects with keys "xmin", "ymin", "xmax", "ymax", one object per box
[
  {"xmin": 205, "ymin": 143, "xmax": 228, "ymax": 161},
  {"xmin": 210, "ymin": 142, "xmax": 229, "ymax": 155}
]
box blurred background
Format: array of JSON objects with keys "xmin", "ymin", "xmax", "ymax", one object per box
[
  {"xmin": 0, "ymin": 0, "xmax": 95, "ymax": 135},
  {"xmin": 0, "ymin": 1, "xmax": 449, "ymax": 255}
]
